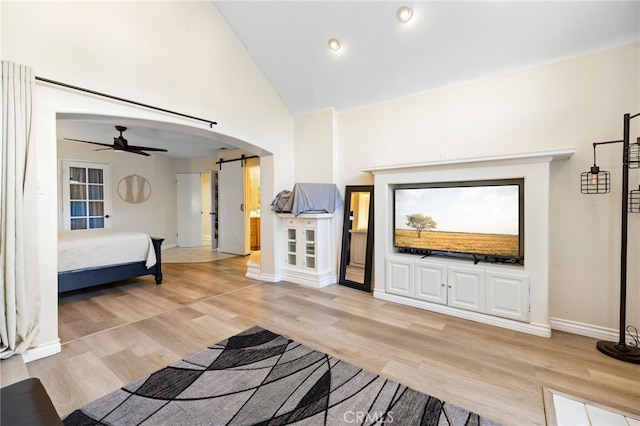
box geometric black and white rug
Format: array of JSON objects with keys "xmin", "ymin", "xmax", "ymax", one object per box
[{"xmin": 62, "ymin": 326, "xmax": 500, "ymax": 425}]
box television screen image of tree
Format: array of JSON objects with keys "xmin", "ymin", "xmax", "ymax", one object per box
[
  {"xmin": 395, "ymin": 185, "xmax": 520, "ymax": 257},
  {"xmin": 405, "ymin": 213, "xmax": 437, "ymax": 237}
]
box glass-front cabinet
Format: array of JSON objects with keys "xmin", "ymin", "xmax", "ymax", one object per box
[
  {"xmin": 286, "ymin": 228, "xmax": 297, "ymax": 266},
  {"xmin": 304, "ymin": 228, "xmax": 316, "ymax": 269},
  {"xmin": 285, "ymin": 222, "xmax": 317, "ymax": 270},
  {"xmin": 279, "ymin": 213, "xmax": 337, "ymax": 287}
]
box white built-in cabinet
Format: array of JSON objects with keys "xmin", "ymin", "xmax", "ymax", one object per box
[
  {"xmin": 387, "ymin": 256, "xmax": 529, "ymax": 322},
  {"xmin": 278, "ymin": 213, "xmax": 336, "ymax": 288}
]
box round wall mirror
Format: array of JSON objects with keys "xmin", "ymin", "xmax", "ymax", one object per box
[{"xmin": 117, "ymin": 174, "xmax": 151, "ymax": 204}]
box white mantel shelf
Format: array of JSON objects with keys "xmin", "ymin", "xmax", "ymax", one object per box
[{"xmin": 362, "ymin": 148, "xmax": 576, "ymax": 174}]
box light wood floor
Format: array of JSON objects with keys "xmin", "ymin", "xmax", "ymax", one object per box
[{"xmin": 11, "ymin": 257, "xmax": 640, "ymax": 425}]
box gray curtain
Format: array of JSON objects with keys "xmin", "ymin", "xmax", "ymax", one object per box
[{"xmin": 0, "ymin": 61, "xmax": 40, "ymax": 358}]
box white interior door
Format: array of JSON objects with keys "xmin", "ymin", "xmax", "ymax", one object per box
[
  {"xmin": 177, "ymin": 173, "xmax": 203, "ymax": 247},
  {"xmin": 218, "ymin": 160, "xmax": 249, "ymax": 255}
]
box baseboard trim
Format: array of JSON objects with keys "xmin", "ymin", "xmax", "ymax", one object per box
[
  {"xmin": 258, "ymin": 273, "xmax": 280, "ymax": 283},
  {"xmin": 374, "ymin": 290, "xmax": 551, "ymax": 337},
  {"xmin": 22, "ymin": 339, "xmax": 61, "ymax": 363},
  {"xmin": 245, "ymin": 271, "xmax": 261, "ymax": 280},
  {"xmin": 161, "ymin": 242, "xmax": 177, "ymax": 250},
  {"xmin": 280, "ymin": 270, "xmax": 337, "ymax": 288},
  {"xmin": 245, "ymin": 263, "xmax": 261, "ymax": 280},
  {"xmin": 549, "ymin": 317, "xmax": 637, "ymax": 344}
]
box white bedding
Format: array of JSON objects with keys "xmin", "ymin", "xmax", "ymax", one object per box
[{"xmin": 58, "ymin": 229, "xmax": 157, "ymax": 273}]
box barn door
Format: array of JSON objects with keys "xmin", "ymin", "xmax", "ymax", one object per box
[{"xmin": 218, "ymin": 160, "xmax": 249, "ymax": 255}]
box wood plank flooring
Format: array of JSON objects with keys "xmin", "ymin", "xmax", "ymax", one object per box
[{"xmin": 14, "ymin": 257, "xmax": 640, "ymax": 424}]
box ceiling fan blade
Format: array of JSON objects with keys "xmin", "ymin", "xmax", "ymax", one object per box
[
  {"xmin": 64, "ymin": 138, "xmax": 113, "ymax": 148},
  {"xmin": 127, "ymin": 145, "xmax": 168, "ymax": 152},
  {"xmin": 126, "ymin": 149, "xmax": 151, "ymax": 157}
]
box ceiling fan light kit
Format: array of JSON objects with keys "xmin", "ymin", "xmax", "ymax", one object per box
[{"xmin": 65, "ymin": 125, "xmax": 169, "ymax": 156}]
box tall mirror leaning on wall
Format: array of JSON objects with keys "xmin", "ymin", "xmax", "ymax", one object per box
[{"xmin": 339, "ymin": 185, "xmax": 374, "ymax": 292}]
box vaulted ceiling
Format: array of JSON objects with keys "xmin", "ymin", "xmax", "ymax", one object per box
[
  {"xmin": 58, "ymin": 1, "xmax": 640, "ymax": 159},
  {"xmin": 214, "ymin": 1, "xmax": 640, "ymax": 117}
]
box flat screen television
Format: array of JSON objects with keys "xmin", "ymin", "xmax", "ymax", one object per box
[{"xmin": 393, "ymin": 178, "xmax": 524, "ymax": 263}]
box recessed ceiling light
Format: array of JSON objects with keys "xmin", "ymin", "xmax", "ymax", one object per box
[
  {"xmin": 396, "ymin": 5, "xmax": 413, "ymax": 23},
  {"xmin": 328, "ymin": 38, "xmax": 341, "ymax": 51}
]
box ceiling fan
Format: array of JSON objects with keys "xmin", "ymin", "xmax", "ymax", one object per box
[{"xmin": 64, "ymin": 125, "xmax": 168, "ymax": 156}]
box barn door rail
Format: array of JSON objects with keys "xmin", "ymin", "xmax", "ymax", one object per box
[{"xmin": 215, "ymin": 154, "xmax": 259, "ymax": 170}]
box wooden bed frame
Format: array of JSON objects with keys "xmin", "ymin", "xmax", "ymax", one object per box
[{"xmin": 58, "ymin": 237, "xmax": 164, "ymax": 293}]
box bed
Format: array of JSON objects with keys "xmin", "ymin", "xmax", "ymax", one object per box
[{"xmin": 58, "ymin": 229, "xmax": 164, "ymax": 293}]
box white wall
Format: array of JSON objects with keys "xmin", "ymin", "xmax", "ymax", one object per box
[
  {"xmin": 336, "ymin": 42, "xmax": 640, "ymax": 337},
  {"xmin": 1, "ymin": 1, "xmax": 294, "ymax": 358},
  {"xmin": 57, "ymin": 139, "xmax": 178, "ymax": 244},
  {"xmin": 174, "ymin": 158, "xmax": 217, "ymax": 174},
  {"xmin": 294, "ymin": 109, "xmax": 337, "ymax": 183}
]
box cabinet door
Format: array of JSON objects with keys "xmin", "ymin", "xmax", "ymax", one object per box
[
  {"xmin": 386, "ymin": 258, "xmax": 413, "ymax": 297},
  {"xmin": 448, "ymin": 267, "xmax": 484, "ymax": 313},
  {"xmin": 486, "ymin": 271, "xmax": 529, "ymax": 322},
  {"xmin": 285, "ymin": 227, "xmax": 297, "ymax": 267},
  {"xmin": 415, "ymin": 261, "xmax": 447, "ymax": 304},
  {"xmin": 303, "ymin": 226, "xmax": 317, "ymax": 270}
]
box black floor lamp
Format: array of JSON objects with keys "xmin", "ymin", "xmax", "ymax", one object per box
[{"xmin": 581, "ymin": 112, "xmax": 640, "ymax": 364}]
